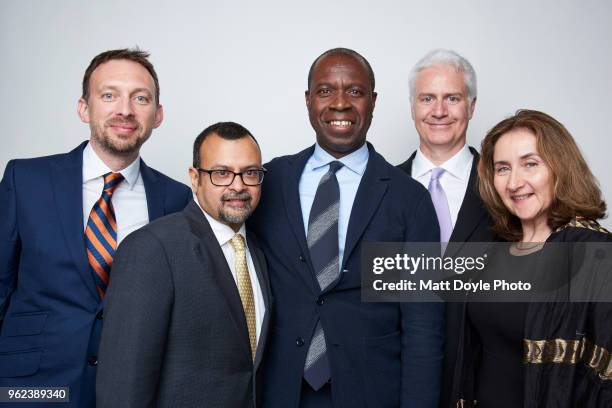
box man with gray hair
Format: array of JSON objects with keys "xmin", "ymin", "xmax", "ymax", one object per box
[
  {"xmin": 397, "ymin": 49, "xmax": 495, "ymax": 407},
  {"xmin": 399, "ymin": 49, "xmax": 491, "ymax": 245}
]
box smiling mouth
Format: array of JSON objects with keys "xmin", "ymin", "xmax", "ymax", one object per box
[
  {"xmin": 326, "ymin": 120, "xmax": 354, "ymax": 129},
  {"xmin": 511, "ymin": 193, "xmax": 533, "ymax": 202},
  {"xmin": 108, "ymin": 122, "xmax": 138, "ymax": 134},
  {"xmin": 224, "ymin": 199, "xmax": 251, "ymax": 210}
]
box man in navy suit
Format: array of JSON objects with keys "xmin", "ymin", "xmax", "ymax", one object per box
[
  {"xmin": 0, "ymin": 48, "xmax": 191, "ymax": 407},
  {"xmin": 250, "ymin": 48, "xmax": 444, "ymax": 408}
]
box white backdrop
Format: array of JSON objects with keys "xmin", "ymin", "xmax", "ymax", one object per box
[{"xmin": 2, "ymin": 0, "xmax": 611, "ymax": 227}]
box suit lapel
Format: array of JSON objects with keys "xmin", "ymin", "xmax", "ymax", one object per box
[
  {"xmin": 282, "ymin": 146, "xmax": 319, "ymax": 290},
  {"xmin": 448, "ymin": 149, "xmax": 488, "ymax": 247},
  {"xmin": 402, "ymin": 147, "xmax": 488, "ymax": 255},
  {"xmin": 397, "ymin": 150, "xmax": 416, "ymax": 176},
  {"xmin": 342, "ymin": 144, "xmax": 389, "ymax": 269},
  {"xmin": 50, "ymin": 142, "xmax": 99, "ymax": 302},
  {"xmin": 140, "ymin": 160, "xmax": 164, "ymax": 221},
  {"xmin": 247, "ymin": 234, "xmax": 271, "ymax": 370},
  {"xmin": 184, "ymin": 201, "xmax": 252, "ymax": 360}
]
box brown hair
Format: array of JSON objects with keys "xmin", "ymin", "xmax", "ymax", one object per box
[
  {"xmin": 81, "ymin": 48, "xmax": 160, "ymax": 105},
  {"xmin": 478, "ymin": 109, "xmax": 606, "ymax": 241}
]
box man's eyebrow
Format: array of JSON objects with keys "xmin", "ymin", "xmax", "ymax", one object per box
[
  {"xmin": 131, "ymin": 87, "xmax": 153, "ymax": 95},
  {"xmin": 96, "ymin": 85, "xmax": 153, "ymax": 95},
  {"xmin": 207, "ymin": 164, "xmax": 261, "ymax": 170}
]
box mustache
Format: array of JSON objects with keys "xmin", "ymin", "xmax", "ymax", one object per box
[
  {"xmin": 222, "ymin": 191, "xmax": 252, "ymax": 202},
  {"xmin": 106, "ymin": 117, "xmax": 140, "ymax": 127}
]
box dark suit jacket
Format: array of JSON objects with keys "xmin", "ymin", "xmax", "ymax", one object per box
[
  {"xmin": 397, "ymin": 147, "xmax": 496, "ymax": 408},
  {"xmin": 249, "ymin": 143, "xmax": 445, "ymax": 408},
  {"xmin": 96, "ymin": 200, "xmax": 272, "ymax": 408},
  {"xmin": 0, "ymin": 141, "xmax": 191, "ymax": 407}
]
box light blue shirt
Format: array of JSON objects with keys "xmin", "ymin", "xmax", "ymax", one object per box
[{"xmin": 299, "ymin": 143, "xmax": 369, "ymax": 268}]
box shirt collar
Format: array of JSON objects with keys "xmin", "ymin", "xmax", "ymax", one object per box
[
  {"xmin": 413, "ymin": 144, "xmax": 472, "ymax": 181},
  {"xmin": 309, "ymin": 142, "xmax": 369, "ymax": 175},
  {"xmin": 82, "ymin": 142, "xmax": 141, "ymax": 189},
  {"xmin": 194, "ymin": 198, "xmax": 246, "ymax": 246}
]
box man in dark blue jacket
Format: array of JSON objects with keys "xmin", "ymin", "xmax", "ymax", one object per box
[
  {"xmin": 250, "ymin": 47, "xmax": 444, "ymax": 408},
  {"xmin": 0, "ymin": 48, "xmax": 191, "ymax": 407}
]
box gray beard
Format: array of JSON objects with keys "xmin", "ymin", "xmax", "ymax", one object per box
[{"xmin": 218, "ymin": 203, "xmax": 253, "ymax": 226}]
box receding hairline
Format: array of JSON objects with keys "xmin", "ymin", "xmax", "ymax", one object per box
[{"xmin": 307, "ymin": 48, "xmax": 375, "ymax": 91}]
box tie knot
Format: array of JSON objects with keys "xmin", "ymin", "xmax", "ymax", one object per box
[
  {"xmin": 328, "ymin": 161, "xmax": 344, "ymax": 174},
  {"xmin": 102, "ymin": 172, "xmax": 125, "ymax": 195},
  {"xmin": 229, "ymin": 233, "xmax": 246, "ymax": 253},
  {"xmin": 430, "ymin": 167, "xmax": 445, "ymax": 181}
]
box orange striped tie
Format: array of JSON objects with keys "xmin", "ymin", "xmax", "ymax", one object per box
[{"xmin": 85, "ymin": 172, "xmax": 124, "ymax": 299}]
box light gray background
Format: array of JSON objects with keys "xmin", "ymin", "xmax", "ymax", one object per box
[{"xmin": 2, "ymin": 0, "xmax": 611, "ymax": 227}]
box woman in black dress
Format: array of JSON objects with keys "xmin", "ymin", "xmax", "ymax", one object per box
[{"xmin": 450, "ymin": 109, "xmax": 612, "ymax": 407}]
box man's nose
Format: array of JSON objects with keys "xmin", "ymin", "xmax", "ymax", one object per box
[
  {"xmin": 431, "ymin": 99, "xmax": 447, "ymax": 118},
  {"xmin": 117, "ymin": 96, "xmax": 135, "ymax": 117},
  {"xmin": 330, "ymin": 92, "xmax": 350, "ymax": 111},
  {"xmin": 229, "ymin": 172, "xmax": 246, "ymax": 190}
]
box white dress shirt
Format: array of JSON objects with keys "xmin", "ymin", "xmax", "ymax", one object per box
[
  {"xmin": 412, "ymin": 145, "xmax": 473, "ymax": 229},
  {"xmin": 196, "ymin": 201, "xmax": 266, "ymax": 343},
  {"xmin": 299, "ymin": 143, "xmax": 369, "ymax": 269},
  {"xmin": 82, "ymin": 143, "xmax": 149, "ymax": 244}
]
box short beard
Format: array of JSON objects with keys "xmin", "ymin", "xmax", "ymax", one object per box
[
  {"xmin": 91, "ymin": 119, "xmax": 150, "ymax": 156},
  {"xmin": 218, "ymin": 191, "xmax": 253, "ymax": 226}
]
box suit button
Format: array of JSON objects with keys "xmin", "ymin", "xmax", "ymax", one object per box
[
  {"xmin": 317, "ymin": 298, "xmax": 325, "ymax": 306},
  {"xmin": 299, "ymin": 255, "xmax": 306, "ymax": 262},
  {"xmin": 96, "ymin": 311, "xmax": 103, "ymax": 320},
  {"xmin": 296, "ymin": 337, "xmax": 305, "ymax": 347},
  {"xmin": 87, "ymin": 356, "xmax": 98, "ymax": 366}
]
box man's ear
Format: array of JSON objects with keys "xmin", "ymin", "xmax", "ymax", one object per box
[
  {"xmin": 469, "ymin": 97, "xmax": 477, "ymax": 119},
  {"xmin": 153, "ymin": 104, "xmax": 164, "ymax": 128},
  {"xmin": 77, "ymin": 98, "xmax": 90, "ymax": 123},
  {"xmin": 188, "ymin": 167, "xmax": 199, "ymax": 193}
]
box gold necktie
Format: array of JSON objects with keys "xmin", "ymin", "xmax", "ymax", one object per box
[{"xmin": 229, "ymin": 234, "xmax": 257, "ymax": 360}]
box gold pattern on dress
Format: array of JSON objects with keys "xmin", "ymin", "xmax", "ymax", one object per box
[
  {"xmin": 455, "ymin": 399, "xmax": 477, "ymax": 407},
  {"xmin": 524, "ymin": 337, "xmax": 612, "ymax": 380},
  {"xmin": 554, "ymin": 217, "xmax": 612, "ymax": 235}
]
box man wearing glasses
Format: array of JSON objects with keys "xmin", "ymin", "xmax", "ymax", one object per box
[{"xmin": 96, "ymin": 122, "xmax": 271, "ymax": 408}]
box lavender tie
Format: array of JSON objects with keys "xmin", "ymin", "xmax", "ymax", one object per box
[{"xmin": 428, "ymin": 168, "xmax": 453, "ymax": 245}]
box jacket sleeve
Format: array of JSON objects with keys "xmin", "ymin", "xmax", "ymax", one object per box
[
  {"xmin": 0, "ymin": 161, "xmax": 20, "ymax": 321},
  {"xmin": 400, "ymin": 191, "xmax": 445, "ymax": 407},
  {"xmin": 96, "ymin": 229, "xmax": 174, "ymax": 408}
]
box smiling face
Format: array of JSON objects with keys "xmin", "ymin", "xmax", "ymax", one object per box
[
  {"xmin": 77, "ymin": 59, "xmax": 163, "ymax": 161},
  {"xmin": 306, "ymin": 53, "xmax": 377, "ymax": 158},
  {"xmin": 411, "ymin": 65, "xmax": 475, "ymax": 162},
  {"xmin": 189, "ymin": 133, "xmax": 262, "ymax": 232},
  {"xmin": 493, "ymin": 128, "xmax": 554, "ymax": 232}
]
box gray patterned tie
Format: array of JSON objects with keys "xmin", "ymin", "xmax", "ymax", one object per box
[{"xmin": 303, "ymin": 160, "xmax": 343, "ymax": 390}]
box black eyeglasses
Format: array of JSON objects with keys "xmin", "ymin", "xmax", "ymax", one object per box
[{"xmin": 197, "ymin": 168, "xmax": 267, "ymax": 186}]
